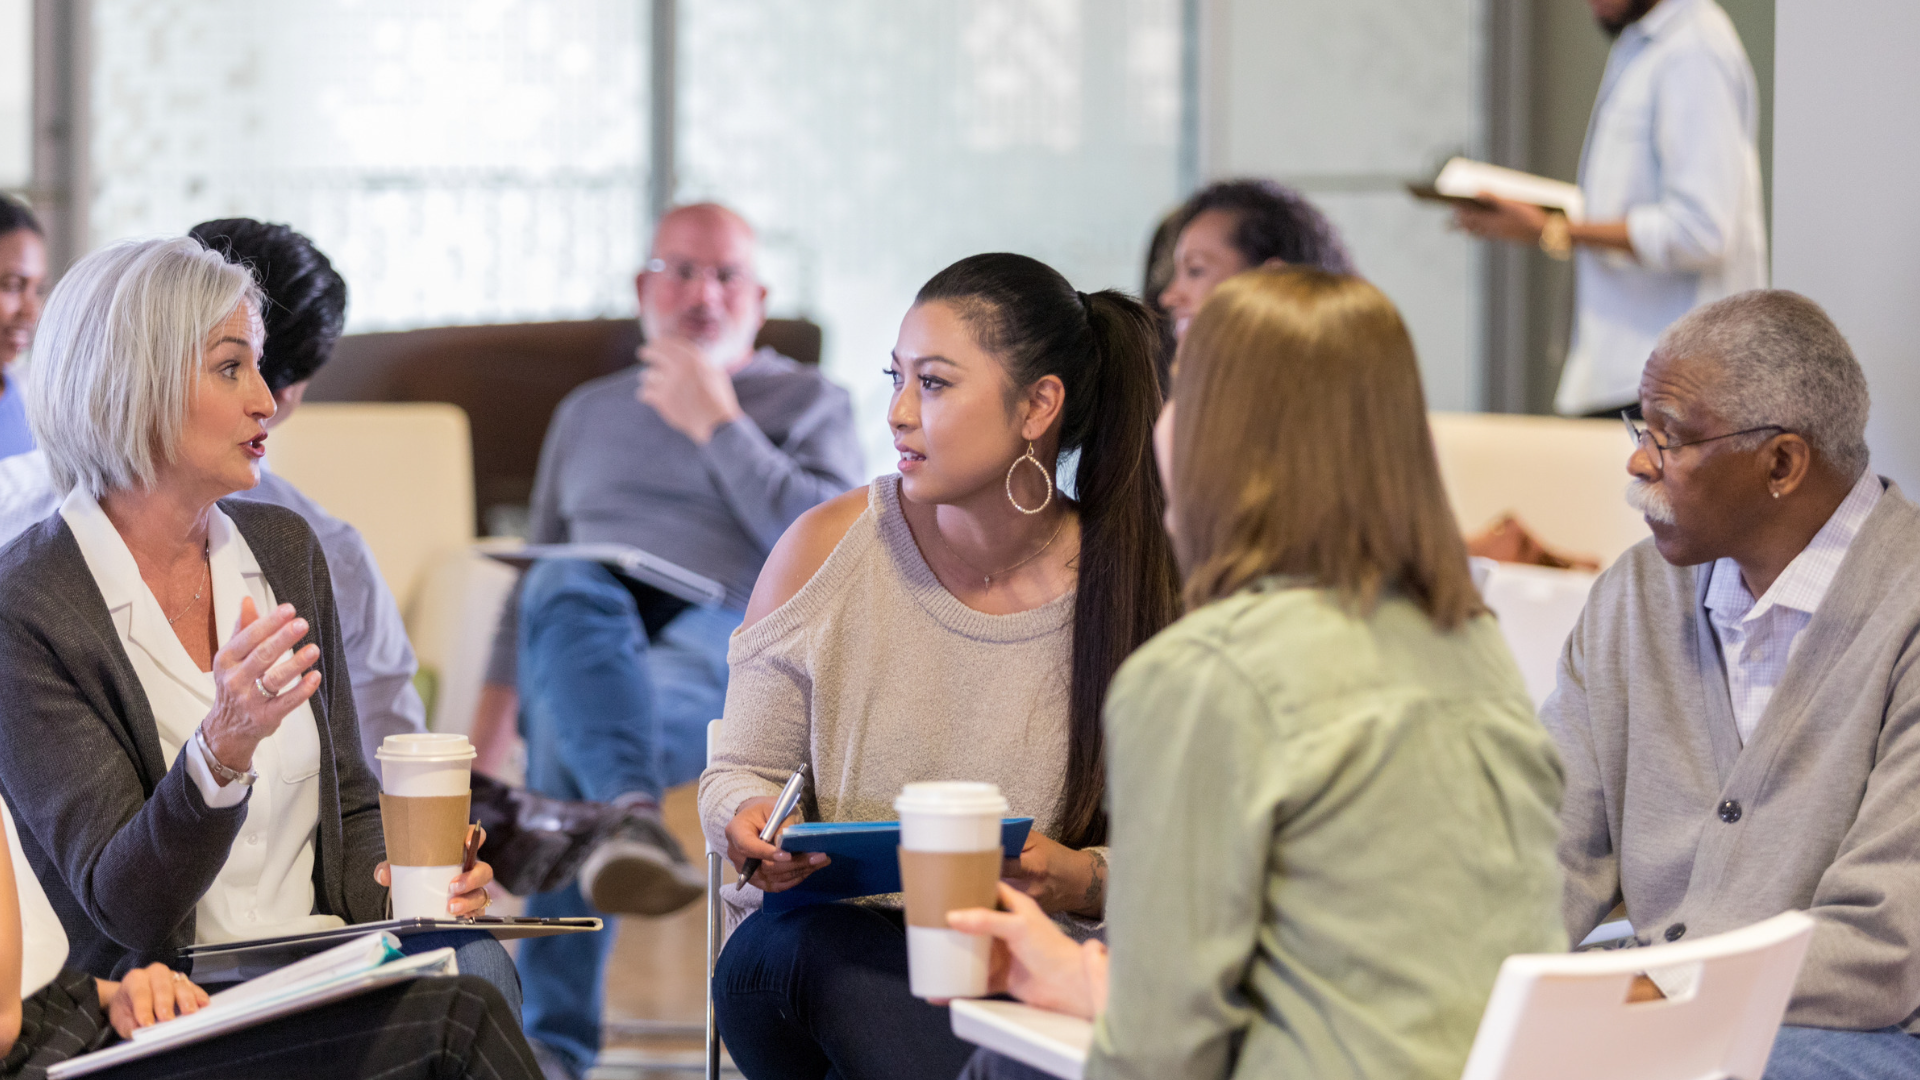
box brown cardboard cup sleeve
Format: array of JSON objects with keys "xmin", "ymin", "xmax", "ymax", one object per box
[
  {"xmin": 899, "ymin": 847, "xmax": 1003, "ymax": 929},
  {"xmin": 380, "ymin": 793, "xmax": 472, "ymax": 866}
]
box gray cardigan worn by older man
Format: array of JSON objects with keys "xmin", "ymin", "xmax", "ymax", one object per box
[
  {"xmin": 0, "ymin": 499, "xmax": 387, "ymax": 978},
  {"xmin": 1545, "ymin": 477, "xmax": 1920, "ymax": 1031}
]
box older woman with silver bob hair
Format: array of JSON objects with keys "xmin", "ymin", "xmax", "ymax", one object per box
[{"xmin": 0, "ymin": 238, "xmax": 526, "ymax": 1063}]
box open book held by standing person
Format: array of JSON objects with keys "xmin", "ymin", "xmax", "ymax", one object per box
[{"xmin": 1449, "ymin": 0, "xmax": 1766, "ymax": 417}]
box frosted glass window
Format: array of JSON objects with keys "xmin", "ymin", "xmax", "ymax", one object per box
[
  {"xmin": 0, "ymin": 0, "xmax": 28, "ymax": 189},
  {"xmin": 89, "ymin": 0, "xmax": 648, "ymax": 331},
  {"xmin": 678, "ymin": 0, "xmax": 1184, "ymax": 478}
]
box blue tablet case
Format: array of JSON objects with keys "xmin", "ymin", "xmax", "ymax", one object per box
[{"xmin": 761, "ymin": 817, "xmax": 1034, "ymax": 913}]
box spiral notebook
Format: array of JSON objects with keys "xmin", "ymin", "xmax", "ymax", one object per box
[{"xmin": 48, "ymin": 933, "xmax": 454, "ymax": 1078}]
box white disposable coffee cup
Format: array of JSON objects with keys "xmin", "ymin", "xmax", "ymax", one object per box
[
  {"xmin": 376, "ymin": 733, "xmax": 477, "ymax": 920},
  {"xmin": 894, "ymin": 781, "xmax": 1010, "ymax": 999}
]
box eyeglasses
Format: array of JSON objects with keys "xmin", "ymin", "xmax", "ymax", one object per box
[
  {"xmin": 644, "ymin": 258, "xmax": 756, "ymax": 293},
  {"xmin": 1621, "ymin": 409, "xmax": 1789, "ymax": 470}
]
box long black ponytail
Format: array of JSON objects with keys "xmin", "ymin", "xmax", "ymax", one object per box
[{"xmin": 916, "ymin": 254, "xmax": 1181, "ymax": 847}]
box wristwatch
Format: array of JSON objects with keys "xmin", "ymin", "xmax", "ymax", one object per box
[
  {"xmin": 194, "ymin": 726, "xmax": 258, "ymax": 788},
  {"xmin": 1539, "ymin": 212, "xmax": 1573, "ymax": 261}
]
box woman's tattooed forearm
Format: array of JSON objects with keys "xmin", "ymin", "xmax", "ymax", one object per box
[{"xmin": 1083, "ymin": 848, "xmax": 1108, "ymax": 911}]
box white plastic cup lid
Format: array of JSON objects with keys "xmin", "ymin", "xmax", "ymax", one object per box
[
  {"xmin": 893, "ymin": 781, "xmax": 1009, "ymax": 817},
  {"xmin": 375, "ymin": 732, "xmax": 476, "ymax": 763}
]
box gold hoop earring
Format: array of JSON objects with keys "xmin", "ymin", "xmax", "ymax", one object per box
[{"xmin": 1006, "ymin": 441, "xmax": 1054, "ymax": 515}]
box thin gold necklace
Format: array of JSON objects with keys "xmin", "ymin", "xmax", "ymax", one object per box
[
  {"xmin": 166, "ymin": 554, "xmax": 210, "ymax": 626},
  {"xmin": 933, "ymin": 512, "xmax": 1070, "ymax": 589}
]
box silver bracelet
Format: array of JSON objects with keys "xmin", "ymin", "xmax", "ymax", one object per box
[{"xmin": 194, "ymin": 726, "xmax": 257, "ymax": 788}]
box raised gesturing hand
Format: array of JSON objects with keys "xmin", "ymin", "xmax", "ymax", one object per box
[{"xmin": 198, "ymin": 597, "xmax": 323, "ymax": 775}]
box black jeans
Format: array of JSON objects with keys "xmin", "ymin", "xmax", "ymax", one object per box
[
  {"xmin": 714, "ymin": 904, "xmax": 976, "ymax": 1080},
  {"xmin": 8, "ymin": 973, "xmax": 538, "ymax": 1080}
]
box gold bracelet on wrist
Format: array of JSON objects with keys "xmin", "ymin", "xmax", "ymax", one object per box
[{"xmin": 1540, "ymin": 212, "xmax": 1573, "ymax": 261}]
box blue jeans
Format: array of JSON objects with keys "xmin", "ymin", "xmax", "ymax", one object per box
[
  {"xmin": 1765, "ymin": 1024, "xmax": 1920, "ymax": 1079},
  {"xmin": 402, "ymin": 930, "xmax": 523, "ymax": 1025},
  {"xmin": 513, "ymin": 559, "xmax": 737, "ymax": 1076},
  {"xmin": 713, "ymin": 905, "xmax": 978, "ymax": 1080}
]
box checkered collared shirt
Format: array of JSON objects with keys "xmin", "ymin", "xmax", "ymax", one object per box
[{"xmin": 1704, "ymin": 469, "xmax": 1884, "ymax": 745}]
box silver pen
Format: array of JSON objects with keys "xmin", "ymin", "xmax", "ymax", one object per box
[{"xmin": 740, "ymin": 764, "xmax": 810, "ymax": 885}]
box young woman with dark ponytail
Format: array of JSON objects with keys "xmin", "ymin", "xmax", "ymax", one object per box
[{"xmin": 698, "ymin": 252, "xmax": 1179, "ymax": 1080}]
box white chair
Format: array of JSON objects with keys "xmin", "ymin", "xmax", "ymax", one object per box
[
  {"xmin": 1461, "ymin": 910, "xmax": 1815, "ymax": 1080},
  {"xmin": 1474, "ymin": 560, "xmax": 1600, "ymax": 710}
]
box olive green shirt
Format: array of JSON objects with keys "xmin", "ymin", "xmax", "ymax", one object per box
[{"xmin": 1089, "ymin": 579, "xmax": 1567, "ymax": 1080}]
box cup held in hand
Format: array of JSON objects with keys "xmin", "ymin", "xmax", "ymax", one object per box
[
  {"xmin": 894, "ymin": 782, "xmax": 1009, "ymax": 1000},
  {"xmin": 377, "ymin": 734, "xmax": 476, "ymax": 919}
]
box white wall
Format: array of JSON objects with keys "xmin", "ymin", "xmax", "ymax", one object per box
[
  {"xmin": 1203, "ymin": 0, "xmax": 1481, "ymax": 411},
  {"xmin": 1771, "ymin": 0, "xmax": 1920, "ymax": 491}
]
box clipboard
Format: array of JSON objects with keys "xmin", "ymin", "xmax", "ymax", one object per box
[
  {"xmin": 483, "ymin": 541, "xmax": 727, "ymax": 607},
  {"xmin": 180, "ymin": 916, "xmax": 602, "ymax": 983},
  {"xmin": 763, "ymin": 818, "xmax": 1033, "ymax": 913}
]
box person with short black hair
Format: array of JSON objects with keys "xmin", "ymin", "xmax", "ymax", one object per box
[
  {"xmin": 186, "ymin": 218, "xmax": 429, "ymax": 779},
  {"xmin": 0, "ymin": 195, "xmax": 47, "ymax": 458}
]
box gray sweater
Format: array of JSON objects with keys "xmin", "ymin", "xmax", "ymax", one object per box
[
  {"xmin": 699, "ymin": 476, "xmax": 1083, "ymax": 931},
  {"xmin": 529, "ymin": 349, "xmax": 863, "ymax": 611},
  {"xmin": 1544, "ymin": 477, "xmax": 1920, "ymax": 1031},
  {"xmin": 0, "ymin": 501, "xmax": 388, "ymax": 977},
  {"xmin": 486, "ymin": 349, "xmax": 863, "ymax": 684}
]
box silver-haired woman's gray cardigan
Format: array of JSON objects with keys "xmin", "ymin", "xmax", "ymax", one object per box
[{"xmin": 0, "ymin": 499, "xmax": 387, "ymax": 978}]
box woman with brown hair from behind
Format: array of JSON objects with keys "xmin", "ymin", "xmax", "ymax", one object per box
[{"xmin": 951, "ymin": 267, "xmax": 1567, "ymax": 1080}]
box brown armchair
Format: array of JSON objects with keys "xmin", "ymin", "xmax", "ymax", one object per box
[{"xmin": 311, "ymin": 317, "xmax": 822, "ymax": 533}]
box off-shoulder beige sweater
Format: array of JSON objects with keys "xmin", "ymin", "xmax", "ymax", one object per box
[{"xmin": 698, "ymin": 474, "xmax": 1079, "ymax": 928}]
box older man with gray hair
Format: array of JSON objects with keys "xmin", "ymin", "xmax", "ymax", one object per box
[{"xmin": 1545, "ymin": 289, "xmax": 1920, "ymax": 1078}]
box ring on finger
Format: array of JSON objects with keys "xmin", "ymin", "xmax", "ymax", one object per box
[
  {"xmin": 254, "ymin": 676, "xmax": 281, "ymax": 699},
  {"xmin": 171, "ymin": 970, "xmax": 189, "ymax": 983}
]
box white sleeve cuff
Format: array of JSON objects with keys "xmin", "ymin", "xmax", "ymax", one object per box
[{"xmin": 184, "ymin": 734, "xmax": 249, "ymax": 808}]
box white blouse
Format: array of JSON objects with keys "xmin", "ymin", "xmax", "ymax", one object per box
[{"xmin": 60, "ymin": 490, "xmax": 345, "ymax": 945}]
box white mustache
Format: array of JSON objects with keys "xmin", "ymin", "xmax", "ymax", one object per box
[{"xmin": 1625, "ymin": 479, "xmax": 1676, "ymax": 525}]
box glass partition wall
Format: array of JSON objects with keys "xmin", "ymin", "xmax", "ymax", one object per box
[{"xmin": 63, "ymin": 0, "xmax": 1491, "ymax": 477}]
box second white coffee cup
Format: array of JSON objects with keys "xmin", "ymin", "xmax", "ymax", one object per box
[
  {"xmin": 895, "ymin": 781, "xmax": 1010, "ymax": 999},
  {"xmin": 377, "ymin": 733, "xmax": 476, "ymax": 920}
]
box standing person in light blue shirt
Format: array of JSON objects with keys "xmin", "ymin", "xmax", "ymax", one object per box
[
  {"xmin": 0, "ymin": 196, "xmax": 48, "ymax": 458},
  {"xmin": 1458, "ymin": 0, "xmax": 1767, "ymax": 416}
]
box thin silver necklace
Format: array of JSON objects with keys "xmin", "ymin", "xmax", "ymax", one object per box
[{"xmin": 166, "ymin": 553, "xmax": 210, "ymax": 626}]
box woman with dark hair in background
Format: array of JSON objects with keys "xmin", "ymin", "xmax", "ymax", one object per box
[
  {"xmin": 699, "ymin": 252, "xmax": 1181, "ymax": 1080},
  {"xmin": 0, "ymin": 196, "xmax": 48, "ymax": 458},
  {"xmin": 951, "ymin": 268, "xmax": 1564, "ymax": 1080},
  {"xmin": 1147, "ymin": 180, "xmax": 1353, "ymax": 369}
]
